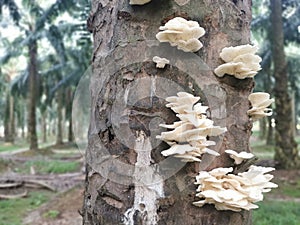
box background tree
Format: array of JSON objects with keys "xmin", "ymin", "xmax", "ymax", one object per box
[
  {"xmin": 252, "ymin": 0, "xmax": 300, "ymax": 167},
  {"xmin": 83, "ymin": 0, "xmax": 254, "ymax": 224},
  {"xmin": 0, "ymin": 0, "xmax": 91, "ymax": 147},
  {"xmin": 270, "ymin": 0, "xmax": 300, "ymax": 168}
]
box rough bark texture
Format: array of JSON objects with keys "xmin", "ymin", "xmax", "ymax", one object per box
[
  {"xmin": 84, "ymin": 0, "xmax": 253, "ymax": 224},
  {"xmin": 270, "ymin": 0, "xmax": 300, "ymax": 169},
  {"xmin": 28, "ymin": 35, "xmax": 38, "ymax": 150}
]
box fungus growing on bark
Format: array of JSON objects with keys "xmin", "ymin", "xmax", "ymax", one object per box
[
  {"xmin": 214, "ymin": 44, "xmax": 262, "ymax": 79},
  {"xmin": 152, "ymin": 56, "xmax": 170, "ymax": 68},
  {"xmin": 129, "ymin": 0, "xmax": 151, "ymax": 5},
  {"xmin": 225, "ymin": 149, "xmax": 255, "ymax": 165},
  {"xmin": 247, "ymin": 92, "xmax": 274, "ymax": 120},
  {"xmin": 193, "ymin": 165, "xmax": 278, "ymax": 211},
  {"xmin": 157, "ymin": 92, "xmax": 226, "ymax": 162},
  {"xmin": 156, "ymin": 17, "xmax": 205, "ymax": 52}
]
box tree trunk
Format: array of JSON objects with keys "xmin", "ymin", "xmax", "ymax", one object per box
[
  {"xmin": 259, "ymin": 118, "xmax": 266, "ymax": 140},
  {"xmin": 66, "ymin": 88, "xmax": 74, "ymax": 142},
  {"xmin": 4, "ymin": 94, "xmax": 15, "ymax": 143},
  {"xmin": 265, "ymin": 66, "xmax": 274, "ymax": 145},
  {"xmin": 28, "ymin": 37, "xmax": 38, "ymax": 150},
  {"xmin": 270, "ymin": 0, "xmax": 300, "ymax": 169},
  {"xmin": 41, "ymin": 111, "xmax": 47, "ymax": 143},
  {"xmin": 266, "ymin": 116, "xmax": 274, "ymax": 145},
  {"xmin": 83, "ymin": 1, "xmax": 253, "ymax": 224},
  {"xmin": 56, "ymin": 88, "xmax": 63, "ymax": 145}
]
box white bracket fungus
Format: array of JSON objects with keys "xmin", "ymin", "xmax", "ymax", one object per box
[
  {"xmin": 152, "ymin": 56, "xmax": 170, "ymax": 68},
  {"xmin": 156, "ymin": 92, "xmax": 227, "ymax": 162},
  {"xmin": 214, "ymin": 44, "xmax": 262, "ymax": 79},
  {"xmin": 193, "ymin": 165, "xmax": 278, "ymax": 211},
  {"xmin": 156, "ymin": 17, "xmax": 205, "ymax": 52},
  {"xmin": 225, "ymin": 149, "xmax": 255, "ymax": 165},
  {"xmin": 129, "ymin": 0, "xmax": 151, "ymax": 5},
  {"xmin": 247, "ymin": 92, "xmax": 274, "ymax": 120}
]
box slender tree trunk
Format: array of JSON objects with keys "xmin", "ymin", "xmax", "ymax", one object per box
[
  {"xmin": 266, "ymin": 116, "xmax": 274, "ymax": 145},
  {"xmin": 259, "ymin": 118, "xmax": 266, "ymax": 140},
  {"xmin": 83, "ymin": 1, "xmax": 253, "ymax": 224},
  {"xmin": 41, "ymin": 111, "xmax": 47, "ymax": 143},
  {"xmin": 270, "ymin": 0, "xmax": 300, "ymax": 169},
  {"xmin": 66, "ymin": 88, "xmax": 74, "ymax": 142},
  {"xmin": 28, "ymin": 37, "xmax": 38, "ymax": 150},
  {"xmin": 21, "ymin": 98, "xmax": 25, "ymax": 139},
  {"xmin": 4, "ymin": 94, "xmax": 14, "ymax": 143},
  {"xmin": 56, "ymin": 88, "xmax": 63, "ymax": 145},
  {"xmin": 68, "ymin": 116, "xmax": 73, "ymax": 142},
  {"xmin": 265, "ymin": 66, "xmax": 274, "ymax": 145}
]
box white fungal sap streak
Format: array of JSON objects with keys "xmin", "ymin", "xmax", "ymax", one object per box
[
  {"xmin": 214, "ymin": 44, "xmax": 262, "ymax": 79},
  {"xmin": 157, "ymin": 92, "xmax": 227, "ymax": 162},
  {"xmin": 123, "ymin": 131, "xmax": 164, "ymax": 225}
]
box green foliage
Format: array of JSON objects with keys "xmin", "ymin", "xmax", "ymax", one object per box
[
  {"xmin": 0, "ymin": 0, "xmax": 21, "ymax": 24},
  {"xmin": 23, "ymin": 160, "xmax": 80, "ymax": 174},
  {"xmin": 0, "ymin": 191, "xmax": 51, "ymax": 225},
  {"xmin": 253, "ymin": 200, "xmax": 300, "ymax": 225}
]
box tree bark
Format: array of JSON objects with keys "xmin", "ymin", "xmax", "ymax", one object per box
[
  {"xmin": 28, "ymin": 35, "xmax": 38, "ymax": 150},
  {"xmin": 270, "ymin": 0, "xmax": 300, "ymax": 169},
  {"xmin": 66, "ymin": 88, "xmax": 74, "ymax": 142},
  {"xmin": 56, "ymin": 88, "xmax": 63, "ymax": 145},
  {"xmin": 83, "ymin": 1, "xmax": 253, "ymax": 224},
  {"xmin": 41, "ymin": 111, "xmax": 47, "ymax": 143}
]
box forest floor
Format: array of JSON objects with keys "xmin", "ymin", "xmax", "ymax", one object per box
[
  {"xmin": 0, "ymin": 137, "xmax": 300, "ymax": 225},
  {"xmin": 0, "ymin": 142, "xmax": 84, "ymax": 225}
]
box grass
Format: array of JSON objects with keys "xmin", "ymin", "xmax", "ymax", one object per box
[
  {"xmin": 279, "ymin": 180, "xmax": 300, "ymax": 198},
  {"xmin": 250, "ymin": 138, "xmax": 275, "ymax": 160},
  {"xmin": 0, "ymin": 158, "xmax": 10, "ymax": 173},
  {"xmin": 253, "ymin": 200, "xmax": 300, "ymax": 225},
  {"xmin": 0, "ymin": 143, "xmax": 28, "ymax": 153},
  {"xmin": 21, "ymin": 160, "xmax": 80, "ymax": 174},
  {"xmin": 0, "ymin": 191, "xmax": 51, "ymax": 225},
  {"xmin": 43, "ymin": 209, "xmax": 60, "ymax": 219}
]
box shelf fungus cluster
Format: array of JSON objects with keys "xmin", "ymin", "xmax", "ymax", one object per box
[
  {"xmin": 225, "ymin": 149, "xmax": 255, "ymax": 165},
  {"xmin": 152, "ymin": 56, "xmax": 170, "ymax": 68},
  {"xmin": 156, "ymin": 17, "xmax": 205, "ymax": 52},
  {"xmin": 193, "ymin": 165, "xmax": 278, "ymax": 211},
  {"xmin": 214, "ymin": 44, "xmax": 262, "ymax": 79},
  {"xmin": 247, "ymin": 92, "xmax": 274, "ymax": 120},
  {"xmin": 156, "ymin": 92, "xmax": 227, "ymax": 162}
]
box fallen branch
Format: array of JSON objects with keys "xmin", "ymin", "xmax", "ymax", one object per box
[
  {"xmin": 0, "ymin": 191, "xmax": 28, "ymax": 199},
  {"xmin": 26, "ymin": 180, "xmax": 56, "ymax": 192},
  {"xmin": 0, "ymin": 182, "xmax": 23, "ymax": 189},
  {"xmin": 0, "ymin": 172, "xmax": 83, "ymax": 192}
]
